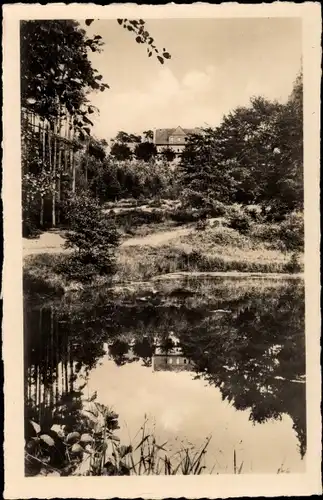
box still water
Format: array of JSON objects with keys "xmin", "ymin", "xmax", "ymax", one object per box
[{"xmin": 24, "ymin": 276, "xmax": 306, "ymax": 474}]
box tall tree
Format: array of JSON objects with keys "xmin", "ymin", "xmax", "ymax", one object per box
[
  {"xmin": 180, "ymin": 73, "xmax": 303, "ymax": 214},
  {"xmin": 134, "ymin": 141, "xmax": 157, "ymax": 162},
  {"xmin": 21, "ymin": 18, "xmax": 171, "ymax": 233},
  {"xmin": 110, "ymin": 142, "xmax": 132, "ymax": 161}
]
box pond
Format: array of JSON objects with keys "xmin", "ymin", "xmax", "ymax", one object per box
[{"xmin": 24, "ymin": 276, "xmax": 306, "ymax": 474}]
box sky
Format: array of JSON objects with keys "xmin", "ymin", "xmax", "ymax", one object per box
[{"xmin": 82, "ymin": 18, "xmax": 302, "ymax": 140}]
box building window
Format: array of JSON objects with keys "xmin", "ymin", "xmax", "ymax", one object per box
[
  {"xmin": 168, "ymin": 358, "xmax": 173, "ymax": 365},
  {"xmin": 176, "ymin": 358, "xmax": 180, "ymax": 365}
]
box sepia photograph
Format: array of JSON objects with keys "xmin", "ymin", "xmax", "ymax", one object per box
[{"xmin": 2, "ymin": 3, "xmax": 321, "ymax": 499}]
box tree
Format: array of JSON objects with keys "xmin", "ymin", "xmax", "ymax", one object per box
[
  {"xmin": 21, "ymin": 20, "xmax": 108, "ymax": 131},
  {"xmin": 180, "ymin": 128, "xmax": 236, "ymax": 207},
  {"xmin": 21, "ymin": 18, "xmax": 171, "ymax": 233},
  {"xmin": 128, "ymin": 133, "xmax": 142, "ymax": 143},
  {"xmin": 60, "ymin": 192, "xmax": 120, "ymax": 282},
  {"xmin": 143, "ymin": 130, "xmax": 154, "ymax": 141},
  {"xmin": 179, "ymin": 73, "xmax": 303, "ymax": 214},
  {"xmin": 110, "ymin": 142, "xmax": 132, "ymax": 161},
  {"xmin": 134, "ymin": 141, "xmax": 157, "ymax": 162},
  {"xmin": 115, "ymin": 131, "xmax": 131, "ymax": 144},
  {"xmin": 161, "ymin": 146, "xmax": 176, "ymax": 162}
]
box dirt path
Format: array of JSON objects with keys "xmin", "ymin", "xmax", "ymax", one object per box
[
  {"xmin": 121, "ymin": 227, "xmax": 191, "ymax": 248},
  {"xmin": 23, "ymin": 231, "xmax": 68, "ymax": 257},
  {"xmin": 23, "ymin": 226, "xmax": 192, "ymax": 257}
]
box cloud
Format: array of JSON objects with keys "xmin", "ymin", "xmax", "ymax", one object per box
[{"xmin": 90, "ymin": 66, "xmax": 222, "ymax": 139}]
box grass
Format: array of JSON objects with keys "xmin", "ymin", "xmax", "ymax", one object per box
[
  {"xmin": 23, "ymin": 224, "xmax": 303, "ymax": 296},
  {"xmin": 116, "ymin": 226, "xmax": 303, "ymax": 282},
  {"xmin": 25, "ymin": 397, "xmax": 213, "ymax": 477}
]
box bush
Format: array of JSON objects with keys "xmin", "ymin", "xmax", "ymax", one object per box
[
  {"xmin": 228, "ymin": 212, "xmax": 251, "ymax": 234},
  {"xmin": 206, "ymin": 200, "xmax": 227, "ymax": 218},
  {"xmin": 59, "ymin": 192, "xmax": 119, "ymax": 282},
  {"xmin": 284, "ymin": 252, "xmax": 302, "ymax": 273},
  {"xmin": 245, "ymin": 205, "xmax": 263, "ymax": 222},
  {"xmin": 278, "ymin": 211, "xmax": 304, "ymax": 251},
  {"xmin": 170, "ymin": 208, "xmax": 199, "ymax": 224}
]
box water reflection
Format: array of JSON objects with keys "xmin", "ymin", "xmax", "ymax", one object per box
[{"xmin": 24, "ymin": 277, "xmax": 306, "ymax": 463}]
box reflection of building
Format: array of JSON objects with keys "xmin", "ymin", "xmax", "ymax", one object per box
[
  {"xmin": 152, "ymin": 336, "xmax": 193, "ymax": 372},
  {"xmin": 152, "ymin": 353, "xmax": 193, "ymax": 372}
]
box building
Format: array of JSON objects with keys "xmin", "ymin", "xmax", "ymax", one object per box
[{"xmin": 154, "ymin": 126, "xmax": 201, "ymax": 155}]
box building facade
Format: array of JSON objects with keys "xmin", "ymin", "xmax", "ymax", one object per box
[{"xmin": 154, "ymin": 126, "xmax": 200, "ymax": 155}]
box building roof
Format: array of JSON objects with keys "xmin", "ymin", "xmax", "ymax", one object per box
[{"xmin": 155, "ymin": 126, "xmax": 201, "ymax": 145}]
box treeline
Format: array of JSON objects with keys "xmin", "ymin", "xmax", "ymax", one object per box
[
  {"xmin": 80, "ymin": 156, "xmax": 179, "ymax": 202},
  {"xmin": 109, "ymin": 129, "xmax": 177, "ymax": 163},
  {"xmin": 180, "ymin": 72, "xmax": 303, "ymax": 220}
]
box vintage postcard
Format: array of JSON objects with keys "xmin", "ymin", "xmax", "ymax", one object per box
[{"xmin": 2, "ymin": 2, "xmax": 322, "ymax": 498}]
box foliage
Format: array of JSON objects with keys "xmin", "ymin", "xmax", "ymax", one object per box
[
  {"xmin": 25, "ymin": 397, "xmax": 210, "ymax": 476},
  {"xmin": 21, "ymin": 18, "xmax": 172, "ymax": 235},
  {"xmin": 143, "ymin": 130, "xmax": 154, "ymax": 141},
  {"xmin": 21, "ymin": 20, "xmax": 108, "ymax": 134},
  {"xmin": 278, "ymin": 211, "xmax": 304, "ymax": 251},
  {"xmin": 227, "ymin": 207, "xmax": 252, "ymax": 234},
  {"xmin": 161, "ymin": 147, "xmax": 177, "ymax": 162},
  {"xmin": 88, "ymin": 158, "xmax": 179, "ymax": 202},
  {"xmin": 179, "ymin": 72, "xmax": 303, "ymax": 215},
  {"xmin": 114, "ymin": 131, "xmax": 141, "ymax": 144},
  {"xmin": 134, "ymin": 141, "xmax": 157, "ymax": 161},
  {"xmin": 59, "ymin": 192, "xmax": 119, "ymax": 282},
  {"xmin": 284, "ymin": 252, "xmax": 302, "ymax": 273},
  {"xmin": 110, "ymin": 142, "xmax": 132, "ymax": 161},
  {"xmin": 116, "ymin": 19, "xmax": 171, "ymax": 64}
]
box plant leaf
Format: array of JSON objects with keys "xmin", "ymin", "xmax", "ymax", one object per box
[
  {"xmin": 71, "ymin": 443, "xmax": 84, "ymax": 455},
  {"xmin": 40, "ymin": 434, "xmax": 55, "ymax": 447},
  {"xmin": 30, "ymin": 420, "xmax": 41, "ymax": 435},
  {"xmin": 66, "ymin": 431, "xmax": 81, "ymax": 444},
  {"xmin": 80, "ymin": 433, "xmax": 94, "ymax": 444}
]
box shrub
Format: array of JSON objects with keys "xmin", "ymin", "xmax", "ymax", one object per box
[
  {"xmin": 170, "ymin": 208, "xmax": 199, "ymax": 224},
  {"xmin": 59, "ymin": 192, "xmax": 119, "ymax": 282},
  {"xmin": 278, "ymin": 211, "xmax": 304, "ymax": 251},
  {"xmin": 228, "ymin": 212, "xmax": 251, "ymax": 234},
  {"xmin": 245, "ymin": 205, "xmax": 263, "ymax": 222},
  {"xmin": 284, "ymin": 252, "xmax": 302, "ymax": 273},
  {"xmin": 206, "ymin": 200, "xmax": 227, "ymax": 218}
]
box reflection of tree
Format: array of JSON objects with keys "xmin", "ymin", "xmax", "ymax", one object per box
[
  {"xmin": 25, "ymin": 280, "xmax": 306, "ymax": 457},
  {"xmin": 179, "ymin": 282, "xmax": 306, "ymax": 457},
  {"xmin": 133, "ymin": 337, "xmax": 154, "ymax": 366},
  {"xmin": 108, "ymin": 339, "xmax": 129, "ymax": 366}
]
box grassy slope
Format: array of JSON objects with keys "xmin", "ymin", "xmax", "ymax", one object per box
[
  {"xmin": 23, "ymin": 224, "xmax": 303, "ymax": 294},
  {"xmin": 116, "ymin": 226, "xmax": 303, "ymax": 282}
]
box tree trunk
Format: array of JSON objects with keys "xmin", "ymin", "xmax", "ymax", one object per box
[
  {"xmin": 52, "ymin": 119, "xmax": 57, "ymax": 227},
  {"xmin": 71, "ymin": 116, "xmax": 76, "ymax": 193},
  {"xmin": 40, "ymin": 120, "xmax": 46, "ymax": 227},
  {"xmin": 56, "ymin": 108, "xmax": 62, "ymax": 225},
  {"xmin": 49, "ymin": 306, "xmax": 54, "ymax": 411}
]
